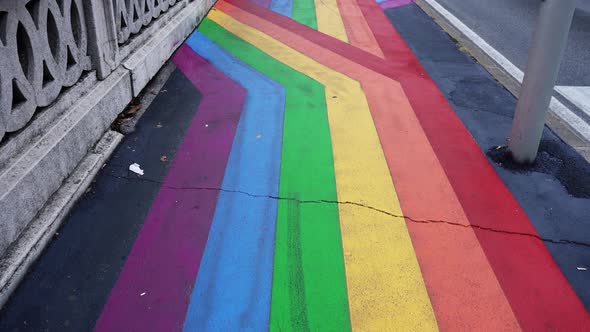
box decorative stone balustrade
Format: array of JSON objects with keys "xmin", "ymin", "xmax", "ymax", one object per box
[
  {"xmin": 114, "ymin": 0, "xmax": 182, "ymax": 45},
  {"xmin": 0, "ymin": 0, "xmax": 191, "ymax": 142},
  {"xmin": 0, "ymin": 0, "xmax": 91, "ymax": 141}
]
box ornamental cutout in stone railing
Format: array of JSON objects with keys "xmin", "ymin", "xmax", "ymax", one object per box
[
  {"xmin": 0, "ymin": 0, "xmax": 91, "ymax": 142},
  {"xmin": 114, "ymin": 0, "xmax": 181, "ymax": 45}
]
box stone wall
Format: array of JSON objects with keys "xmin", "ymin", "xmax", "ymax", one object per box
[{"xmin": 0, "ymin": 0, "xmax": 214, "ymax": 258}]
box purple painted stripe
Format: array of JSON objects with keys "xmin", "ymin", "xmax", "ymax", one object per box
[
  {"xmin": 250, "ymin": 0, "xmax": 272, "ymax": 9},
  {"xmin": 379, "ymin": 0, "xmax": 414, "ymax": 10},
  {"xmin": 93, "ymin": 44, "xmax": 246, "ymax": 332}
]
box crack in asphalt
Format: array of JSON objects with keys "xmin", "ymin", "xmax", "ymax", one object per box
[{"xmin": 104, "ymin": 173, "xmax": 590, "ymax": 249}]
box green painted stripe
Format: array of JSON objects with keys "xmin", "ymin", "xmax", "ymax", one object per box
[
  {"xmin": 200, "ymin": 19, "xmax": 351, "ymax": 332},
  {"xmin": 292, "ymin": 0, "xmax": 317, "ymax": 29}
]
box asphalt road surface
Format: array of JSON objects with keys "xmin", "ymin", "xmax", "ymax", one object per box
[{"xmin": 436, "ymin": 0, "xmax": 590, "ymax": 86}]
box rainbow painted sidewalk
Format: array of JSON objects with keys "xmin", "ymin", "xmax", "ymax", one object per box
[
  {"xmin": 92, "ymin": 0, "xmax": 590, "ymax": 331},
  {"xmin": 4, "ymin": 0, "xmax": 589, "ymax": 331}
]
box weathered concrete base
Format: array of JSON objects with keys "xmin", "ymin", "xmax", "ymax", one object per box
[
  {"xmin": 415, "ymin": 0, "xmax": 590, "ymax": 162},
  {"xmin": 0, "ymin": 131, "xmax": 123, "ymax": 309}
]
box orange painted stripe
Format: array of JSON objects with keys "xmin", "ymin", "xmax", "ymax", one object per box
[
  {"xmin": 216, "ymin": 2, "xmax": 522, "ymax": 330},
  {"xmin": 335, "ymin": 0, "xmax": 384, "ymax": 57}
]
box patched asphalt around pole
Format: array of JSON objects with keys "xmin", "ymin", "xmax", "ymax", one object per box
[{"xmin": 435, "ymin": 0, "xmax": 590, "ymax": 86}]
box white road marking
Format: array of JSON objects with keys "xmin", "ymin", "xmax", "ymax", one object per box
[{"xmin": 419, "ymin": 0, "xmax": 590, "ymax": 142}]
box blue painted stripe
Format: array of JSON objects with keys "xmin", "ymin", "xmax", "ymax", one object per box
[
  {"xmin": 270, "ymin": 0, "xmax": 292, "ymax": 17},
  {"xmin": 182, "ymin": 32, "xmax": 286, "ymax": 331}
]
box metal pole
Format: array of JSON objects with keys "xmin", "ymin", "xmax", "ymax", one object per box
[{"xmin": 508, "ymin": 0, "xmax": 576, "ymax": 163}]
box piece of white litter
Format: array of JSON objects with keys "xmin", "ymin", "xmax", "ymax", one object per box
[
  {"xmin": 577, "ymin": 267, "xmax": 587, "ymax": 271},
  {"xmin": 205, "ymin": 124, "xmax": 209, "ymax": 128},
  {"xmin": 129, "ymin": 163, "xmax": 144, "ymax": 175},
  {"xmin": 140, "ymin": 292, "xmax": 146, "ymax": 296}
]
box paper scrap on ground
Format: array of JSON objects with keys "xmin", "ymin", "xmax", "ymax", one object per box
[{"xmin": 129, "ymin": 163, "xmax": 144, "ymax": 176}]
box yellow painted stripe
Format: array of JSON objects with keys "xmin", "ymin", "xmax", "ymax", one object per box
[
  {"xmin": 210, "ymin": 10, "xmax": 439, "ymax": 331},
  {"xmin": 314, "ymin": 0, "xmax": 349, "ymax": 42}
]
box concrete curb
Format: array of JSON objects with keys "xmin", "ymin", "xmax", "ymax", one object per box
[
  {"xmin": 0, "ymin": 130, "xmax": 123, "ymax": 309},
  {"xmin": 415, "ymin": 0, "xmax": 590, "ymax": 161}
]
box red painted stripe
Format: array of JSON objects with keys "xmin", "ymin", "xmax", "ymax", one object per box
[
  {"xmin": 93, "ymin": 44, "xmax": 246, "ymax": 331},
  {"xmin": 220, "ymin": 1, "xmax": 590, "ymax": 329}
]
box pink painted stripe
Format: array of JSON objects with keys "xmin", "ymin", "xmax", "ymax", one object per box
[
  {"xmin": 93, "ymin": 44, "xmax": 246, "ymax": 332},
  {"xmin": 379, "ymin": 0, "xmax": 414, "ymax": 10}
]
